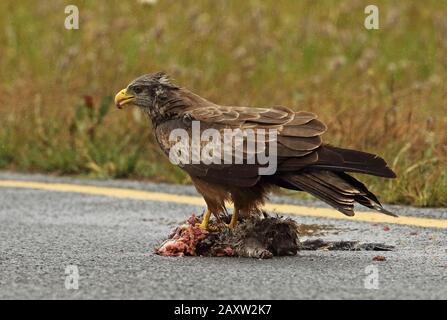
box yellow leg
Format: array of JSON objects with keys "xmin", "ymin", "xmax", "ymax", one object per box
[
  {"xmin": 198, "ymin": 209, "xmax": 211, "ymax": 229},
  {"xmin": 228, "ymin": 208, "xmax": 239, "ymax": 229}
]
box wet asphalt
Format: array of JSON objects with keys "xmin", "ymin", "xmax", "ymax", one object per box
[{"xmin": 0, "ymin": 172, "xmax": 446, "ymax": 299}]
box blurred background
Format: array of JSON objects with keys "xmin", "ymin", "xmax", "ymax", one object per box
[{"xmin": 0, "ymin": 0, "xmax": 445, "ymax": 206}]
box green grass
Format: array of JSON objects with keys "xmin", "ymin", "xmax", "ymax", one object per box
[{"xmin": 0, "ymin": 0, "xmax": 446, "ymax": 206}]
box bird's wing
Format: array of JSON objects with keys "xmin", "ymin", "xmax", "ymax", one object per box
[
  {"xmin": 154, "ymin": 105, "xmax": 326, "ymax": 186},
  {"xmin": 187, "ymin": 104, "xmax": 326, "ymax": 163},
  {"xmin": 186, "ymin": 105, "xmax": 395, "ymax": 177}
]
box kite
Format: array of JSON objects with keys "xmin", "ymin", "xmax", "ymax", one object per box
[{"xmin": 115, "ymin": 72, "xmax": 396, "ymax": 249}]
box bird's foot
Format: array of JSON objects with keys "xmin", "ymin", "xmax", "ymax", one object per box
[
  {"xmin": 226, "ymin": 221, "xmax": 238, "ymax": 230},
  {"xmin": 196, "ymin": 221, "xmax": 208, "ymax": 230},
  {"xmin": 226, "ymin": 212, "xmax": 239, "ymax": 230},
  {"xmin": 195, "ymin": 222, "xmax": 221, "ymax": 232}
]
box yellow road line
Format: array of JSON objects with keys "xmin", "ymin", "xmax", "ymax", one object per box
[{"xmin": 1, "ymin": 180, "xmax": 446, "ymax": 229}]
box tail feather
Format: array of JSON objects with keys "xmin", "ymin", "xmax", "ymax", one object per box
[
  {"xmin": 279, "ymin": 171, "xmax": 397, "ymax": 217},
  {"xmin": 313, "ymin": 146, "xmax": 397, "ymax": 178}
]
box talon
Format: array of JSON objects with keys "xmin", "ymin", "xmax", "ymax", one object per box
[
  {"xmin": 196, "ymin": 221, "xmax": 208, "ymax": 230},
  {"xmin": 227, "ymin": 222, "xmax": 237, "ymax": 229},
  {"xmin": 227, "ymin": 209, "xmax": 239, "ymax": 229},
  {"xmin": 197, "ymin": 208, "xmax": 211, "ymax": 230}
]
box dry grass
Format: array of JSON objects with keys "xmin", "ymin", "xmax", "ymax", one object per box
[{"xmin": 0, "ymin": 0, "xmax": 446, "ymax": 206}]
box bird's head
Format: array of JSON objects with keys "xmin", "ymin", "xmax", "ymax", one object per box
[{"xmin": 114, "ymin": 72, "xmax": 177, "ymax": 110}]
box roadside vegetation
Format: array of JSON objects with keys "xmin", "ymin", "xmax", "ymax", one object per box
[{"xmin": 0, "ymin": 0, "xmax": 446, "ymax": 206}]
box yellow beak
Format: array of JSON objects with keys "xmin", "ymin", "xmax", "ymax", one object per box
[{"xmin": 115, "ymin": 88, "xmax": 135, "ymax": 109}]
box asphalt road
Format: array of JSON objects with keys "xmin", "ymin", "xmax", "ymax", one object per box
[{"xmin": 0, "ymin": 172, "xmax": 446, "ymax": 299}]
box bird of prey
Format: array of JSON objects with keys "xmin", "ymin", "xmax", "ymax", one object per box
[{"xmin": 115, "ymin": 72, "xmax": 397, "ymax": 230}]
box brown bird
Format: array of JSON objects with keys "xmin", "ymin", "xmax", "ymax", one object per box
[{"xmin": 115, "ymin": 72, "xmax": 397, "ymax": 230}]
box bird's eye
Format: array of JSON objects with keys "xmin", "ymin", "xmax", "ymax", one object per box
[{"xmin": 133, "ymin": 86, "xmax": 143, "ymax": 94}]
